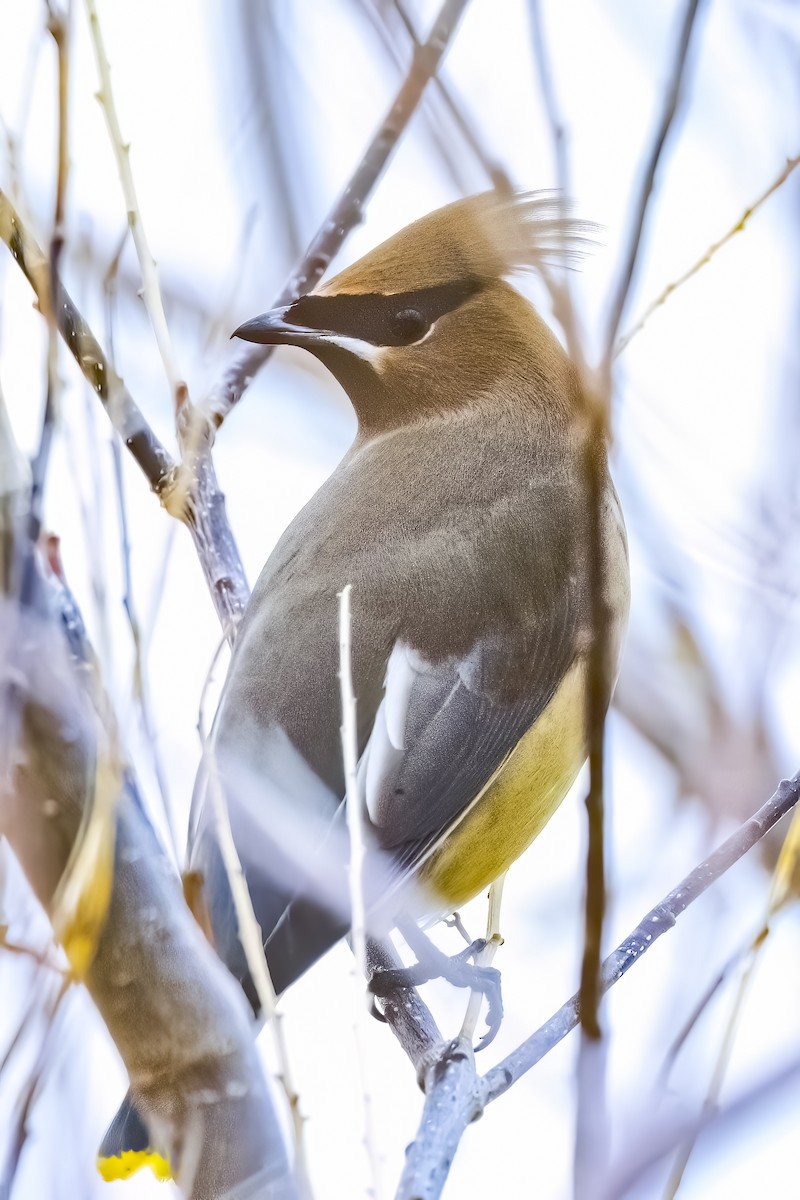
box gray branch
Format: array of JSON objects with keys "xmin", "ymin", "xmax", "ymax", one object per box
[{"xmin": 395, "ymin": 771, "xmax": 800, "ymax": 1199}]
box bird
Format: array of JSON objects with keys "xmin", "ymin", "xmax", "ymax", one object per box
[{"xmin": 99, "ymin": 189, "xmax": 629, "ymax": 1181}]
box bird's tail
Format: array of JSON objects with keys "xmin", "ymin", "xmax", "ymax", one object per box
[{"xmin": 96, "ymin": 1090, "xmax": 172, "ymax": 1183}]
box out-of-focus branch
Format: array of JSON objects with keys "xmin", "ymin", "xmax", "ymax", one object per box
[
  {"xmin": 358, "ymin": 0, "xmax": 509, "ymax": 192},
  {"xmin": 84, "ymin": 0, "xmax": 185, "ymax": 407},
  {"xmin": 27, "ymin": 3, "xmax": 72, "ymax": 564},
  {"xmin": 0, "ymin": 401, "xmax": 297, "ymax": 1200},
  {"xmin": 616, "ymin": 150, "xmax": 800, "ymax": 355},
  {"xmin": 663, "ymin": 781, "xmax": 800, "ymax": 1198},
  {"xmin": 601, "ymin": 0, "xmax": 704, "ymax": 369},
  {"xmin": 528, "ymin": 0, "xmax": 585, "ymax": 365},
  {"xmin": 201, "ymin": 0, "xmax": 471, "ymax": 432}
]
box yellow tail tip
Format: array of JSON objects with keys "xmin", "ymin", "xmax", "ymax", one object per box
[{"xmin": 96, "ymin": 1149, "xmax": 172, "ymax": 1183}]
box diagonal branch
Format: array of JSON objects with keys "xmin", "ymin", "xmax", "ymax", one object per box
[
  {"xmin": 0, "ymin": 189, "xmax": 174, "ymax": 496},
  {"xmin": 602, "ymin": 0, "xmax": 705, "ymax": 365},
  {"xmin": 484, "ymin": 770, "xmax": 800, "ymax": 1102},
  {"xmin": 0, "ymin": 190, "xmax": 249, "ymax": 637},
  {"xmin": 615, "ymin": 149, "xmax": 800, "ymax": 356},
  {"xmin": 200, "ymin": 0, "xmax": 471, "ymax": 432},
  {"xmin": 395, "ymin": 771, "xmax": 800, "ymax": 1200}
]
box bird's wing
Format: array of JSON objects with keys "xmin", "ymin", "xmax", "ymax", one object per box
[{"xmin": 360, "ymin": 574, "xmax": 582, "ymax": 878}]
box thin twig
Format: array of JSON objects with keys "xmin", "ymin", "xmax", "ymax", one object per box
[
  {"xmin": 528, "ymin": 0, "xmax": 584, "ymax": 366},
  {"xmin": 663, "ymin": 798, "xmax": 800, "ymax": 1199},
  {"xmin": 616, "ymin": 150, "xmax": 800, "ymax": 356},
  {"xmin": 339, "ymin": 585, "xmax": 383, "ymax": 1200},
  {"xmin": 84, "ymin": 0, "xmax": 185, "ymax": 408},
  {"xmin": 602, "ymin": 0, "xmax": 704, "ymax": 367},
  {"xmin": 195, "ymin": 679, "xmax": 312, "ymax": 1197},
  {"xmin": 25, "ymin": 4, "xmax": 72, "ymax": 586},
  {"xmin": 4, "ymin": 972, "xmax": 71, "ymax": 1184},
  {"xmin": 102, "ymin": 232, "xmax": 182, "ymax": 863},
  {"xmin": 201, "ymin": 0, "xmax": 471, "ymax": 432},
  {"xmin": 574, "ymin": 416, "xmax": 612, "ymax": 1194},
  {"xmin": 483, "ymin": 770, "xmax": 800, "ymax": 1104},
  {"xmin": 361, "ymin": 0, "xmax": 508, "ymax": 191},
  {"xmin": 528, "ymin": 0, "xmax": 569, "ymax": 200},
  {"xmin": 601, "ymin": 1056, "xmax": 800, "ymax": 1200}
]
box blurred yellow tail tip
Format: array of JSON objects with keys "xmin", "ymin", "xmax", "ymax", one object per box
[{"xmin": 96, "ymin": 1149, "xmax": 172, "ymax": 1183}]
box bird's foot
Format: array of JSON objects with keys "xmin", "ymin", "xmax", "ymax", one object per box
[{"xmin": 368, "ymin": 936, "xmax": 503, "ymax": 1048}]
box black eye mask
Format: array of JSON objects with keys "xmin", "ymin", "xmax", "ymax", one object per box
[{"xmin": 285, "ymin": 278, "xmax": 484, "ymax": 347}]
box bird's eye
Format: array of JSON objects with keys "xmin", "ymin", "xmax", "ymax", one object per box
[{"xmin": 390, "ymin": 308, "xmax": 429, "ymax": 343}]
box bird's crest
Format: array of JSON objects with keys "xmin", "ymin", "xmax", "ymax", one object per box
[{"xmin": 318, "ymin": 189, "xmax": 593, "ymax": 297}]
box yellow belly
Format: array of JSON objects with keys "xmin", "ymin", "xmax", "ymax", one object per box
[{"xmin": 421, "ymin": 658, "xmax": 586, "ymax": 910}]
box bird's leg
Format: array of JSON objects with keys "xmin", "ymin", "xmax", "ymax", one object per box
[
  {"xmin": 459, "ymin": 873, "xmax": 506, "ymax": 1051},
  {"xmin": 368, "ymin": 902, "xmax": 504, "ymax": 1044}
]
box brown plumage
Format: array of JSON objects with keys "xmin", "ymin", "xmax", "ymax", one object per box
[{"xmin": 189, "ymin": 189, "xmax": 630, "ymax": 1002}]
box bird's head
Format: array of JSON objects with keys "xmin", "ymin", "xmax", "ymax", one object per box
[{"xmin": 234, "ymin": 190, "xmax": 589, "ymax": 432}]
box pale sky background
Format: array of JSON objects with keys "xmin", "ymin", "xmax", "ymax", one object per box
[{"xmin": 1, "ymin": 2, "xmax": 800, "ymax": 1198}]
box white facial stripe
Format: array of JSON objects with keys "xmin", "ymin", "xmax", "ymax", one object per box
[{"xmin": 318, "ymin": 333, "xmax": 389, "ymax": 370}]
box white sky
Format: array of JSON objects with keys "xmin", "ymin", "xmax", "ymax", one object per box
[{"xmin": 1, "ymin": 2, "xmax": 800, "ymax": 1198}]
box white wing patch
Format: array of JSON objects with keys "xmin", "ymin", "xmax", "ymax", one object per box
[
  {"xmin": 362, "ymin": 641, "xmax": 425, "ymax": 825},
  {"xmin": 361, "ymin": 640, "xmax": 482, "ymax": 830}
]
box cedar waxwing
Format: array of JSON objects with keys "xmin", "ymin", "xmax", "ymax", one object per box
[{"xmin": 99, "ymin": 190, "xmax": 629, "ymax": 1181}]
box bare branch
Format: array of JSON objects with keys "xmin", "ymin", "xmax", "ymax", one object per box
[
  {"xmin": 602, "ymin": 0, "xmax": 704, "ymax": 365},
  {"xmin": 616, "ymin": 150, "xmax": 800, "ymax": 355},
  {"xmin": 0, "ymin": 188, "xmax": 174, "ymax": 494},
  {"xmin": 483, "ymin": 770, "xmax": 800, "ymax": 1103},
  {"xmin": 84, "ymin": 0, "xmax": 185, "ymax": 407},
  {"xmin": 395, "ymin": 1037, "xmax": 481, "ymax": 1200},
  {"xmin": 201, "ymin": 0, "xmax": 471, "ymax": 431},
  {"xmin": 0, "ymin": 191, "xmax": 250, "ymax": 636}
]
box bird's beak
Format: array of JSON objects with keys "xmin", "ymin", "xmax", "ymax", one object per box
[{"xmin": 232, "ymin": 306, "xmax": 327, "ymax": 347}]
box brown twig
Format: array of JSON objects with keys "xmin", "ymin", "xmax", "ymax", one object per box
[
  {"xmin": 616, "ymin": 150, "xmax": 800, "ymax": 356},
  {"xmin": 360, "ymin": 0, "xmax": 509, "ymax": 192},
  {"xmin": 201, "ymin": 0, "xmax": 471, "ymax": 432}
]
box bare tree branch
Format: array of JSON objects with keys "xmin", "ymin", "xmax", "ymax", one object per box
[
  {"xmin": 483, "ymin": 770, "xmax": 800, "ymax": 1102},
  {"xmin": 615, "ymin": 149, "xmax": 800, "ymax": 355},
  {"xmin": 602, "ymin": 0, "xmax": 704, "ymax": 365},
  {"xmin": 393, "ymin": 772, "xmax": 799, "ymax": 1199},
  {"xmin": 200, "ymin": 0, "xmax": 471, "ymax": 432},
  {"xmin": 84, "ymin": 0, "xmax": 185, "ymax": 407}
]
